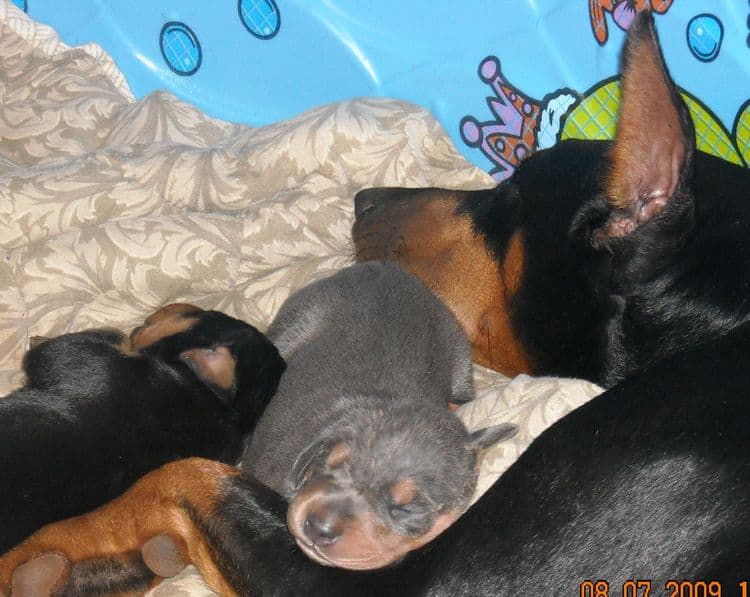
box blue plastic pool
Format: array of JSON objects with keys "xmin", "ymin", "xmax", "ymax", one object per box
[{"xmin": 16, "ymin": 0, "xmax": 750, "ymax": 180}]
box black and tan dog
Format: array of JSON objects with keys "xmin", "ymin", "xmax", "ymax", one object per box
[
  {"xmin": 0, "ymin": 304, "xmax": 284, "ymax": 553},
  {"xmin": 1, "ymin": 13, "xmax": 749, "ymax": 596},
  {"xmin": 242, "ymin": 261, "xmax": 516, "ymax": 570},
  {"xmin": 354, "ymin": 19, "xmax": 750, "ymax": 389}
]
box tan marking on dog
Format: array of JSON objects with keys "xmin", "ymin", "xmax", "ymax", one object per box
[
  {"xmin": 130, "ymin": 303, "xmax": 203, "ymax": 350},
  {"xmin": 180, "ymin": 346, "xmax": 236, "ymax": 392},
  {"xmin": 389, "ymin": 478, "xmax": 419, "ymax": 507},
  {"xmin": 0, "ymin": 459, "xmax": 241, "ymax": 597},
  {"xmin": 502, "ymin": 231, "xmax": 524, "ymax": 297},
  {"xmin": 326, "ymin": 442, "xmax": 351, "ymax": 469},
  {"xmin": 354, "ymin": 191, "xmax": 532, "ymax": 376},
  {"xmin": 287, "ymin": 478, "xmax": 462, "ymax": 570}
]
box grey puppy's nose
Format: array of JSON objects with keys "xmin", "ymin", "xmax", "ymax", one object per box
[{"xmin": 303, "ymin": 510, "xmax": 340, "ymax": 546}]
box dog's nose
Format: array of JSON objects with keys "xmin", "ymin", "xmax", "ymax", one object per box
[{"xmin": 303, "ymin": 510, "xmax": 340, "ymax": 546}]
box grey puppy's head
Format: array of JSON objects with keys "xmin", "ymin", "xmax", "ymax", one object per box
[{"xmin": 286, "ymin": 395, "xmax": 517, "ymax": 570}]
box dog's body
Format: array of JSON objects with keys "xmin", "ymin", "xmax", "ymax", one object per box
[
  {"xmin": 242, "ymin": 262, "xmax": 515, "ymax": 569},
  {"xmin": 2, "ymin": 320, "xmax": 747, "ymax": 595},
  {"xmin": 1, "ymin": 13, "xmax": 748, "ymax": 596},
  {"xmin": 0, "ymin": 305, "xmax": 284, "ymax": 553}
]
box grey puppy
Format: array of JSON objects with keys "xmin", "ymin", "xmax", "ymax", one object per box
[{"xmin": 241, "ymin": 261, "xmax": 517, "ymax": 570}]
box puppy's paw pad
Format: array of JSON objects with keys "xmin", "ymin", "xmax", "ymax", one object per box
[
  {"xmin": 11, "ymin": 553, "xmax": 68, "ymax": 597},
  {"xmin": 142, "ymin": 534, "xmax": 186, "ymax": 578}
]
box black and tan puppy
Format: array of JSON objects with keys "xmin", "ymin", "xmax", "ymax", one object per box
[
  {"xmin": 0, "ymin": 304, "xmax": 284, "ymax": 553},
  {"xmin": 241, "ymin": 261, "xmax": 517, "ymax": 570}
]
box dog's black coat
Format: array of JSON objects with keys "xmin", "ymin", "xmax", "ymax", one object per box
[
  {"xmin": 191, "ymin": 321, "xmax": 750, "ymax": 595},
  {"xmin": 463, "ymin": 142, "xmax": 750, "ymax": 387},
  {"xmin": 0, "ymin": 313, "xmax": 284, "ymax": 553}
]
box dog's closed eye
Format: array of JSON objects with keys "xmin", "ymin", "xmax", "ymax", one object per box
[{"xmin": 388, "ymin": 478, "xmax": 420, "ymax": 519}]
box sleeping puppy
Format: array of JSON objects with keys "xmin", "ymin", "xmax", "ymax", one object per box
[
  {"xmin": 4, "ymin": 318, "xmax": 747, "ymax": 596},
  {"xmin": 0, "ymin": 303, "xmax": 285, "ymax": 553},
  {"xmin": 241, "ymin": 261, "xmax": 517, "ymax": 570}
]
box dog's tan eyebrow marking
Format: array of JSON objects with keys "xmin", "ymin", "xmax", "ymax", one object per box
[
  {"xmin": 389, "ymin": 478, "xmax": 418, "ymax": 507},
  {"xmin": 326, "ymin": 442, "xmax": 350, "ymax": 468}
]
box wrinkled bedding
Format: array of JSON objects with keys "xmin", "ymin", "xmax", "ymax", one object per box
[{"xmin": 0, "ymin": 3, "xmax": 603, "ymax": 594}]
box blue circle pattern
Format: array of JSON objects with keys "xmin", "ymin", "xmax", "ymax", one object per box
[
  {"xmin": 158, "ymin": 3, "xmax": 280, "ymax": 76},
  {"xmin": 686, "ymin": 14, "xmax": 723, "ymax": 62},
  {"xmin": 160, "ymin": 22, "xmax": 202, "ymax": 76},
  {"xmin": 239, "ymin": 0, "xmax": 281, "ymax": 40}
]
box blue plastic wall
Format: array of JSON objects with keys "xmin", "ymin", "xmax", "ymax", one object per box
[{"xmin": 16, "ymin": 1, "xmax": 750, "ymax": 177}]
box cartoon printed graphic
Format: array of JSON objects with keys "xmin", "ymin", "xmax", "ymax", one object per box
[
  {"xmin": 733, "ymin": 100, "xmax": 750, "ymax": 166},
  {"xmin": 239, "ymin": 0, "xmax": 281, "ymax": 40},
  {"xmin": 589, "ymin": 0, "xmax": 674, "ymax": 45},
  {"xmin": 462, "ymin": 65, "xmax": 749, "ymax": 183},
  {"xmin": 460, "ymin": 56, "xmax": 576, "ymax": 182},
  {"xmin": 562, "ymin": 79, "xmax": 745, "ymax": 166},
  {"xmin": 461, "ymin": 4, "xmax": 746, "ymax": 181},
  {"xmin": 686, "ymin": 14, "xmax": 723, "ymax": 62}
]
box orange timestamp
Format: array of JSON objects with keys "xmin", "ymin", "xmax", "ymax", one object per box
[{"xmin": 580, "ymin": 579, "xmax": 750, "ymax": 597}]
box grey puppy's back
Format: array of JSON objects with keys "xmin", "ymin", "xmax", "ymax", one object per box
[{"xmin": 241, "ymin": 261, "xmax": 474, "ymax": 496}]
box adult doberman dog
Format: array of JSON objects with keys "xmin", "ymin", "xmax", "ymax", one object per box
[
  {"xmin": 1, "ymin": 13, "xmax": 748, "ymax": 597},
  {"xmin": 354, "ymin": 18, "xmax": 750, "ymax": 389}
]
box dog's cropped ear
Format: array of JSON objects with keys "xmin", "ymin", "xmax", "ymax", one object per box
[
  {"xmin": 605, "ymin": 11, "xmax": 695, "ymax": 232},
  {"xmin": 180, "ymin": 346, "xmax": 237, "ymax": 404},
  {"xmin": 467, "ymin": 422, "xmax": 519, "ymax": 452}
]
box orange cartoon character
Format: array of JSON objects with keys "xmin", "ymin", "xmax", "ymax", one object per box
[{"xmin": 589, "ymin": 0, "xmax": 674, "ymax": 45}]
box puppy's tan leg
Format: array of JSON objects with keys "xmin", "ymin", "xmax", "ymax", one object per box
[{"xmin": 0, "ymin": 458, "xmax": 241, "ymax": 597}]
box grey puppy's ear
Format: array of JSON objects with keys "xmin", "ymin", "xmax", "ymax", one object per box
[{"xmin": 467, "ymin": 423, "xmax": 519, "ymax": 451}]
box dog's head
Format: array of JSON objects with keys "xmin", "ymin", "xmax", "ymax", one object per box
[
  {"xmin": 353, "ymin": 13, "xmax": 697, "ymax": 386},
  {"xmin": 131, "ymin": 304, "xmax": 285, "ymax": 431},
  {"xmin": 285, "ymin": 398, "xmax": 517, "ymax": 570}
]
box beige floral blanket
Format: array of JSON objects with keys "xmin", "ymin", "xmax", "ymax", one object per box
[{"xmin": 0, "ymin": 3, "xmax": 603, "ymax": 594}]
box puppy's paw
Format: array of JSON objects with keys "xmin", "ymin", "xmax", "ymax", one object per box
[
  {"xmin": 142, "ymin": 534, "xmax": 187, "ymax": 579},
  {"xmin": 10, "ymin": 553, "xmax": 69, "ymax": 597}
]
